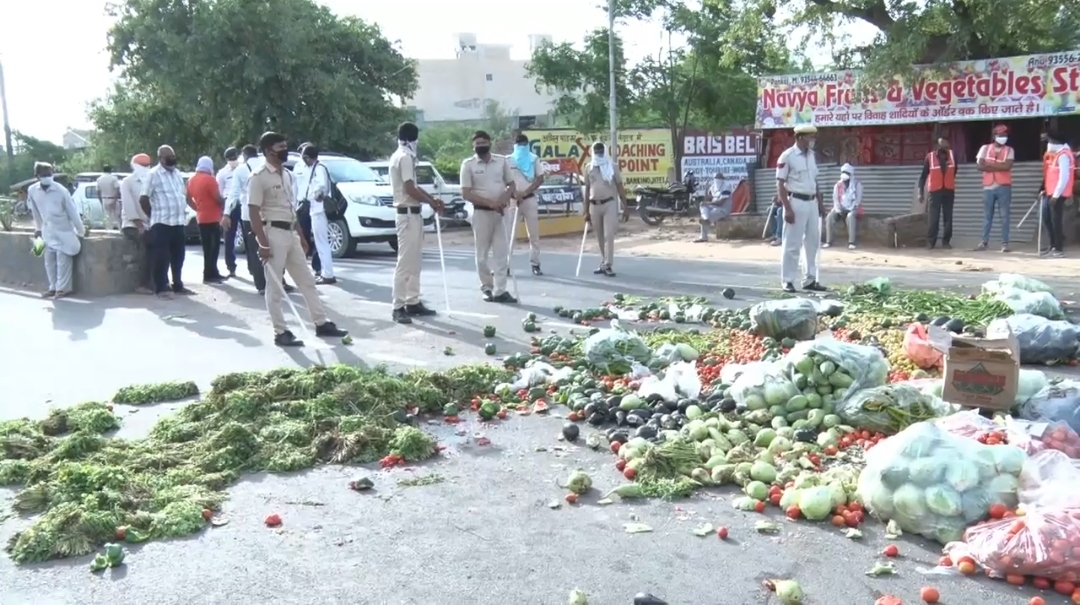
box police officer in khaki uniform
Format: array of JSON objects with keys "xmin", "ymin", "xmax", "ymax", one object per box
[
  {"xmin": 461, "ymin": 130, "xmax": 518, "ymax": 303},
  {"xmin": 390, "ymin": 122, "xmax": 443, "ymax": 324},
  {"xmin": 507, "ymin": 133, "xmax": 546, "ymax": 275},
  {"xmin": 248, "ymin": 131, "xmax": 348, "ymax": 347},
  {"xmin": 583, "ymin": 141, "xmax": 628, "ymax": 276}
]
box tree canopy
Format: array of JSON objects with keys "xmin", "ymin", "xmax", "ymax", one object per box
[{"xmin": 86, "ymin": 0, "xmax": 416, "ymax": 167}]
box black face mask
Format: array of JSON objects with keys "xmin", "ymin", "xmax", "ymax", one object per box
[
  {"xmin": 474, "ymin": 145, "xmax": 490, "ymax": 156},
  {"xmin": 162, "ymin": 157, "xmax": 177, "ymax": 167},
  {"xmin": 275, "ymin": 149, "xmax": 289, "ymax": 162}
]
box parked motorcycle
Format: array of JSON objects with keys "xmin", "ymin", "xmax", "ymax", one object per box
[
  {"xmin": 441, "ymin": 197, "xmax": 470, "ymax": 225},
  {"xmin": 634, "ymin": 172, "xmax": 701, "ymax": 226}
]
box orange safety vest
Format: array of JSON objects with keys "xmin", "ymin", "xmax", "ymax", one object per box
[
  {"xmin": 1044, "ymin": 147, "xmax": 1075, "ymax": 198},
  {"xmin": 926, "ymin": 150, "xmax": 956, "ymax": 192},
  {"xmin": 981, "ymin": 144, "xmax": 1013, "ymax": 186}
]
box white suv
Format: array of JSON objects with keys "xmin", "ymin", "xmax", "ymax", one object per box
[{"xmin": 233, "ymin": 152, "xmax": 434, "ymax": 258}]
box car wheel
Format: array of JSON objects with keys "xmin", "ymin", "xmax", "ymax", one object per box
[
  {"xmin": 389, "ymin": 237, "xmax": 398, "ymax": 253},
  {"xmin": 329, "ymin": 218, "xmax": 351, "ymax": 258}
]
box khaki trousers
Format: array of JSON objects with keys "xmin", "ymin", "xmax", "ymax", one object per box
[
  {"xmin": 265, "ymin": 226, "xmax": 327, "ymax": 334},
  {"xmin": 502, "ymin": 195, "xmax": 541, "ymax": 265},
  {"xmin": 589, "ymin": 199, "xmax": 618, "ymax": 268},
  {"xmin": 473, "ymin": 209, "xmax": 508, "ymax": 294},
  {"xmin": 392, "ymin": 212, "xmax": 424, "ymax": 308}
]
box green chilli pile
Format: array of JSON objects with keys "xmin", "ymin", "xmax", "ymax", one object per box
[{"xmin": 0, "ymin": 364, "xmax": 509, "ymax": 564}]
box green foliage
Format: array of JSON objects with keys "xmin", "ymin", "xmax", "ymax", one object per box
[
  {"xmin": 87, "ymin": 0, "xmax": 417, "ymax": 165},
  {"xmin": 1, "ymin": 132, "xmax": 77, "ymax": 193},
  {"xmin": 416, "ymin": 102, "xmax": 517, "ymax": 182}
]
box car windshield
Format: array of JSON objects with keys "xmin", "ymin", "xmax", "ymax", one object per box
[{"xmin": 322, "ymin": 158, "xmax": 379, "ymax": 183}]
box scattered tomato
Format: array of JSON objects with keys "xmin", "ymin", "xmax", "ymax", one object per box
[
  {"xmin": 937, "ymin": 556, "xmax": 953, "ymax": 568},
  {"xmin": 958, "ymin": 561, "xmax": 978, "ymax": 576},
  {"xmin": 202, "ymin": 508, "xmax": 213, "ymax": 521},
  {"xmin": 716, "ymin": 526, "xmax": 729, "ymax": 540},
  {"xmin": 565, "ymin": 493, "xmax": 578, "ymax": 504},
  {"xmin": 754, "ymin": 500, "xmax": 766, "ymax": 513},
  {"xmin": 1029, "ymin": 597, "xmax": 1046, "ymax": 605},
  {"xmin": 1032, "ymin": 576, "xmax": 1051, "ymax": 590},
  {"xmin": 1055, "ymin": 580, "xmax": 1077, "ymax": 595},
  {"xmin": 264, "ymin": 514, "xmax": 282, "ymax": 528},
  {"xmin": 610, "ymin": 441, "xmax": 621, "ymax": 454},
  {"xmin": 615, "ymin": 459, "xmax": 627, "ymax": 471},
  {"xmin": 882, "ymin": 544, "xmax": 899, "ymax": 557},
  {"xmin": 919, "ymin": 586, "xmax": 940, "ymax": 603},
  {"xmin": 988, "ymin": 503, "xmax": 1007, "ymax": 519},
  {"xmin": 623, "ymin": 467, "xmax": 637, "ymax": 480},
  {"xmin": 768, "ymin": 492, "xmax": 782, "ymax": 506},
  {"xmin": 785, "ymin": 505, "xmax": 801, "ymax": 520},
  {"xmin": 823, "ymin": 444, "xmax": 838, "ymax": 456},
  {"xmin": 1006, "ymin": 573, "xmax": 1026, "ymax": 586},
  {"xmin": 115, "ymin": 527, "xmax": 126, "ymax": 540},
  {"xmin": 831, "ymin": 515, "xmax": 846, "ymax": 527}
]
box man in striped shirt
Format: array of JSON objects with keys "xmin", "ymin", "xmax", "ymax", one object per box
[{"xmin": 139, "ymin": 144, "xmax": 193, "ymax": 299}]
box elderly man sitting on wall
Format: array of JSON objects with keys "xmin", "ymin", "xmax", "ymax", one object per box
[
  {"xmin": 693, "ymin": 172, "xmax": 733, "ymax": 242},
  {"xmin": 824, "ymin": 163, "xmax": 863, "ymax": 250}
]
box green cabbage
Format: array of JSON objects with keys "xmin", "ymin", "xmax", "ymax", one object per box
[
  {"xmin": 798, "ymin": 486, "xmax": 835, "ymax": 521},
  {"xmin": 907, "ymin": 458, "xmax": 944, "ymax": 486},
  {"xmin": 863, "ymin": 479, "xmax": 895, "ymax": 518},
  {"xmin": 960, "ymin": 488, "xmax": 995, "ymax": 523},
  {"xmin": 990, "ymin": 445, "xmax": 1026, "ymax": 476},
  {"xmin": 896, "ymin": 423, "xmax": 943, "ymax": 458},
  {"xmin": 892, "ymin": 483, "xmax": 927, "ymax": 521},
  {"xmin": 943, "ymin": 460, "xmax": 980, "ymax": 492},
  {"xmin": 985, "ymin": 474, "xmax": 1019, "ymax": 509},
  {"xmin": 924, "ymin": 484, "xmax": 963, "ymax": 517}
]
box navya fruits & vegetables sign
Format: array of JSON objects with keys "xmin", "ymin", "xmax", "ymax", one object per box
[
  {"xmin": 523, "ymin": 129, "xmax": 673, "ymax": 186},
  {"xmin": 755, "ymin": 51, "xmax": 1080, "ymax": 128}
]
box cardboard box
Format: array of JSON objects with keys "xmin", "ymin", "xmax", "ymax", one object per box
[{"xmin": 941, "ymin": 329, "xmax": 1020, "ymax": 410}]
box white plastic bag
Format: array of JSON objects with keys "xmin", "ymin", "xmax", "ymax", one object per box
[
  {"xmin": 988, "ymin": 314, "xmax": 1080, "ymax": 364},
  {"xmin": 719, "ymin": 361, "xmax": 770, "ymax": 385},
  {"xmin": 637, "ymin": 374, "xmax": 678, "ymax": 403},
  {"xmin": 668, "ymin": 360, "xmax": 701, "ymax": 400},
  {"xmin": 509, "ymin": 361, "xmax": 571, "ymax": 390},
  {"xmin": 993, "ymin": 287, "xmax": 1064, "ymax": 320},
  {"xmin": 982, "ymin": 273, "xmax": 1054, "ymax": 296}
]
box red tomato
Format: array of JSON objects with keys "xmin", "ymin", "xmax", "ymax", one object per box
[
  {"xmin": 988, "ymin": 503, "xmax": 1007, "ymax": 519},
  {"xmin": 937, "ymin": 556, "xmax": 953, "ymax": 567},
  {"xmin": 1033, "ymin": 577, "xmax": 1051, "ymax": 590},
  {"xmin": 754, "ymin": 500, "xmax": 766, "ymax": 513},
  {"xmin": 623, "ymin": 467, "xmax": 637, "ymax": 480},
  {"xmin": 785, "ymin": 505, "xmax": 801, "ymax": 520},
  {"xmin": 919, "ymin": 586, "xmax": 940, "ymax": 603},
  {"xmin": 615, "ymin": 459, "xmax": 627, "ymax": 471},
  {"xmin": 882, "ymin": 544, "xmax": 899, "ymax": 557},
  {"xmin": 565, "ymin": 493, "xmax": 578, "ymax": 504},
  {"xmin": 610, "ymin": 441, "xmax": 621, "ymax": 454},
  {"xmin": 1054, "ymin": 580, "xmax": 1076, "ymax": 595},
  {"xmin": 716, "ymin": 526, "xmax": 729, "ymax": 540}
]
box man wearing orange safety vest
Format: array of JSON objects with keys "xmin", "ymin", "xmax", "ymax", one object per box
[
  {"xmin": 1038, "ymin": 130, "xmax": 1073, "ymax": 257},
  {"xmin": 975, "ymin": 124, "xmax": 1014, "ymax": 252},
  {"xmin": 917, "ymin": 136, "xmax": 956, "ymax": 249}
]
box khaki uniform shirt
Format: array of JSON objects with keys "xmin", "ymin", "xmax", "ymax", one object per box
[
  {"xmin": 390, "ymin": 148, "xmax": 420, "ymax": 208},
  {"xmin": 775, "ymin": 145, "xmax": 818, "ymax": 196},
  {"xmin": 247, "ymin": 162, "xmax": 297, "ymax": 223},
  {"xmin": 460, "ymin": 154, "xmax": 514, "ymax": 201},
  {"xmin": 586, "ymin": 166, "xmax": 621, "ymax": 201},
  {"xmin": 510, "ymin": 157, "xmax": 543, "ymax": 195}
]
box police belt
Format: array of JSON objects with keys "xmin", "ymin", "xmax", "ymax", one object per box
[
  {"xmin": 591, "ymin": 197, "xmax": 614, "ymax": 204},
  {"xmin": 396, "ymin": 206, "xmax": 421, "ymax": 215},
  {"xmin": 264, "ymin": 221, "xmax": 295, "ymax": 231},
  {"xmin": 788, "ymin": 192, "xmax": 814, "ymax": 201}
]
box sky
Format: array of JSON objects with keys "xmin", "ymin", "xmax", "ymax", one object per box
[{"xmin": 0, "ymin": 0, "xmax": 865, "ymax": 144}]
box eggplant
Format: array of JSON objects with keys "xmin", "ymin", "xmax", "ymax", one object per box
[
  {"xmin": 605, "ymin": 408, "xmax": 620, "ymax": 424},
  {"xmin": 650, "ymin": 403, "xmax": 667, "ymax": 417},
  {"xmin": 626, "ymin": 414, "xmax": 643, "ymax": 427},
  {"xmin": 644, "ymin": 392, "xmax": 665, "ymax": 404},
  {"xmin": 660, "ymin": 414, "xmax": 677, "ymax": 430},
  {"xmin": 670, "ymin": 412, "xmax": 687, "ymax": 428},
  {"xmin": 634, "ymin": 424, "xmax": 658, "ymax": 440},
  {"xmin": 561, "ymin": 423, "xmax": 580, "ymax": 442},
  {"xmin": 661, "ymin": 399, "xmax": 679, "ymax": 412},
  {"xmin": 614, "ymin": 410, "xmax": 628, "ymax": 426},
  {"xmin": 719, "ymin": 397, "xmax": 737, "ymax": 413},
  {"xmin": 721, "ymin": 287, "xmax": 735, "ymax": 300},
  {"xmin": 794, "ymin": 428, "xmax": 816, "ymax": 443},
  {"xmin": 608, "ymin": 430, "xmax": 629, "ymax": 444},
  {"xmin": 676, "ymin": 398, "xmax": 694, "ymax": 413},
  {"xmin": 606, "ymin": 394, "xmax": 623, "ymax": 409},
  {"xmin": 583, "ymin": 403, "xmax": 599, "ymax": 417},
  {"xmin": 633, "ymin": 593, "xmax": 668, "ymax": 605},
  {"xmin": 587, "ymin": 412, "xmax": 606, "ymax": 426},
  {"xmin": 629, "ymin": 409, "xmax": 653, "ymax": 422}
]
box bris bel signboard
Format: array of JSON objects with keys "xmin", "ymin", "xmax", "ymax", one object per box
[{"xmin": 680, "ymin": 130, "xmax": 761, "ymax": 191}]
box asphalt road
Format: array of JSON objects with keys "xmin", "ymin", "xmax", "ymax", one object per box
[{"xmin": 1, "ymin": 244, "xmax": 1075, "ymax": 605}]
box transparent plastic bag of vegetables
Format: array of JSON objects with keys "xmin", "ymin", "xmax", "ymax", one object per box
[
  {"xmin": 856, "ymin": 421, "xmax": 1026, "ymax": 544},
  {"xmin": 1020, "ymin": 380, "xmax": 1080, "ymax": 435},
  {"xmin": 1018, "ymin": 449, "xmax": 1080, "ymax": 508},
  {"xmin": 837, "ymin": 384, "xmax": 951, "ymax": 434},
  {"xmin": 582, "ymin": 320, "xmax": 652, "ymax": 375},
  {"xmin": 988, "ymin": 314, "xmax": 1080, "ymax": 365},
  {"xmin": 728, "ymin": 362, "xmax": 798, "ymax": 411},
  {"xmin": 993, "ymin": 287, "xmax": 1064, "ymax": 320},
  {"xmin": 1006, "ymin": 418, "xmax": 1080, "ymax": 459},
  {"xmin": 784, "ymin": 338, "xmax": 889, "ymax": 408},
  {"xmin": 749, "ymin": 298, "xmax": 820, "ymax": 341},
  {"xmin": 934, "ymin": 409, "xmax": 998, "ymax": 440},
  {"xmin": 948, "ymin": 505, "xmax": 1080, "ymax": 582},
  {"xmin": 981, "ymin": 273, "xmax": 1055, "ymax": 296}
]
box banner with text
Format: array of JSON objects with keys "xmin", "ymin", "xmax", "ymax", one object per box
[
  {"xmin": 756, "ymin": 51, "xmax": 1080, "ymax": 129},
  {"xmin": 524, "ymin": 129, "xmax": 673, "ymax": 186}
]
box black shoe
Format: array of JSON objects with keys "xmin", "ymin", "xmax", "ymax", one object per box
[
  {"xmin": 204, "ymin": 276, "xmax": 225, "ymax": 284},
  {"xmin": 275, "ymin": 330, "xmax": 304, "ymax": 347},
  {"xmin": 942, "ymin": 243, "xmax": 952, "ymax": 250},
  {"xmin": 482, "ymin": 289, "xmax": 494, "ymax": 302},
  {"xmin": 593, "ymin": 267, "xmax": 605, "ymax": 274},
  {"xmin": 927, "ymin": 241, "xmax": 936, "ymax": 249},
  {"xmin": 315, "ymin": 276, "xmax": 338, "ymax": 285},
  {"xmin": 315, "ymin": 321, "xmax": 348, "ymax": 337},
  {"xmin": 227, "ymin": 269, "xmax": 237, "ymax": 278},
  {"xmin": 803, "ymin": 281, "xmax": 828, "ymax": 292},
  {"xmin": 491, "ymin": 291, "xmax": 518, "ymax": 304},
  {"xmin": 283, "ymin": 283, "xmax": 296, "ymax": 293},
  {"xmin": 782, "ymin": 282, "xmax": 796, "ymax": 293},
  {"xmin": 602, "ymin": 267, "xmax": 616, "ymax": 277},
  {"xmin": 405, "ymin": 302, "xmax": 437, "ymax": 316},
  {"xmin": 531, "ymin": 264, "xmax": 543, "ymax": 276},
  {"xmin": 392, "ymin": 307, "xmax": 413, "ymax": 324},
  {"xmin": 174, "ymin": 286, "xmax": 195, "ymax": 295}
]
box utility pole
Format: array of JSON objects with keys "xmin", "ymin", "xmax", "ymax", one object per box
[
  {"xmin": 0, "ymin": 57, "xmax": 15, "ymax": 187},
  {"xmin": 607, "ymin": 0, "xmax": 618, "ymax": 163}
]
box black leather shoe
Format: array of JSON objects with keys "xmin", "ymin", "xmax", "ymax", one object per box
[
  {"xmin": 275, "ymin": 330, "xmax": 304, "ymax": 347},
  {"xmin": 491, "ymin": 292, "xmax": 518, "ymax": 304},
  {"xmin": 315, "ymin": 276, "xmax": 337, "ymax": 285},
  {"xmin": 602, "ymin": 267, "xmax": 616, "ymax": 277},
  {"xmin": 283, "ymin": 283, "xmax": 296, "ymax": 293},
  {"xmin": 531, "ymin": 264, "xmax": 542, "ymax": 276},
  {"xmin": 782, "ymin": 282, "xmax": 796, "ymax": 293},
  {"xmin": 803, "ymin": 281, "xmax": 828, "ymax": 292},
  {"xmin": 593, "ymin": 267, "xmax": 605, "ymax": 274},
  {"xmin": 482, "ymin": 289, "xmax": 494, "ymax": 302},
  {"xmin": 315, "ymin": 321, "xmax": 348, "ymax": 337},
  {"xmin": 392, "ymin": 307, "xmax": 413, "ymax": 324},
  {"xmin": 405, "ymin": 302, "xmax": 437, "ymax": 316}
]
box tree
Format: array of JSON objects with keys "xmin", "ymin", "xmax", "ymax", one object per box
[
  {"xmin": 767, "ymin": 0, "xmax": 1080, "ymax": 81},
  {"xmin": 416, "ymin": 103, "xmax": 517, "ymax": 182},
  {"xmin": 89, "ymin": 0, "xmax": 417, "ymax": 165}
]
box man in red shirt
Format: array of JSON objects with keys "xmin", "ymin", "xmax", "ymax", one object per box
[{"xmin": 188, "ymin": 156, "xmax": 226, "ymax": 282}]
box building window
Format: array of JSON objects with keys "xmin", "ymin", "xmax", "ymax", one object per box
[{"xmin": 485, "ymin": 74, "xmax": 493, "ymax": 81}]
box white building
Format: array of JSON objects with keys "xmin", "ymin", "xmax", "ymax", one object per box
[
  {"xmin": 407, "ymin": 34, "xmax": 560, "ymax": 125},
  {"xmin": 62, "ymin": 128, "xmax": 92, "ymax": 150}
]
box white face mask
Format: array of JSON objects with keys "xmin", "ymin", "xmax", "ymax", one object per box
[
  {"xmin": 38, "ymin": 176, "xmax": 54, "ymax": 187},
  {"xmin": 1048, "ymin": 143, "xmax": 1063, "ymax": 153},
  {"xmin": 808, "ymin": 139, "xmax": 816, "ymax": 150},
  {"xmin": 995, "ymin": 136, "xmax": 1008, "ymax": 145},
  {"xmin": 228, "ymin": 159, "xmax": 239, "ymax": 168},
  {"xmin": 840, "ymin": 173, "xmax": 851, "ymax": 182}
]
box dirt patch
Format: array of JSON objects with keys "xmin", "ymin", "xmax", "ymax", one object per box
[{"xmin": 440, "ymin": 216, "xmax": 1077, "ymax": 278}]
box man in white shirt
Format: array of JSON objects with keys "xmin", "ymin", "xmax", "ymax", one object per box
[
  {"xmin": 120, "ymin": 153, "xmax": 154, "ymax": 294},
  {"xmin": 694, "ymin": 172, "xmax": 733, "ymax": 242},
  {"xmin": 1040, "ymin": 131, "xmax": 1073, "ymax": 258},
  {"xmin": 27, "ymin": 162, "xmax": 85, "ymax": 298},
  {"xmin": 227, "ymin": 144, "xmax": 295, "ymax": 295},
  {"xmin": 96, "ymin": 165, "xmax": 122, "ymax": 230},
  {"xmin": 294, "ymin": 144, "xmax": 335, "ymax": 284},
  {"xmin": 139, "ymin": 144, "xmax": 192, "ymax": 299},
  {"xmin": 825, "ymin": 163, "xmax": 862, "ymax": 250},
  {"xmin": 776, "ymin": 124, "xmax": 826, "ymax": 293},
  {"xmin": 217, "ymin": 147, "xmax": 242, "ymax": 277}
]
